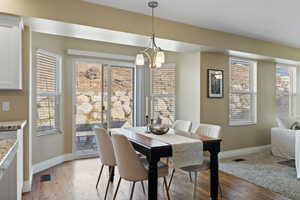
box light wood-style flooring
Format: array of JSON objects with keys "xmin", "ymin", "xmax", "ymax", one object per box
[{"xmin": 23, "ymin": 158, "xmax": 288, "ymax": 200}]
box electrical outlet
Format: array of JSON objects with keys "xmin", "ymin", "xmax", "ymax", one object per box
[{"xmin": 2, "ymin": 102, "xmax": 10, "ymax": 112}]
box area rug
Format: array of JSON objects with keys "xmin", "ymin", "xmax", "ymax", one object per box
[{"xmin": 220, "ymin": 151, "xmax": 299, "ymax": 200}]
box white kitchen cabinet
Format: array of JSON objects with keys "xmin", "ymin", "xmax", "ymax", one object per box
[
  {"xmin": 0, "ymin": 154, "xmax": 17, "ymax": 200},
  {"xmin": 17, "ymin": 129, "xmax": 23, "ymax": 200},
  {"xmin": 0, "ymin": 14, "xmax": 23, "ymax": 90}
]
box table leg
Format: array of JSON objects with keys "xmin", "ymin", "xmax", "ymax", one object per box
[
  {"xmin": 109, "ymin": 166, "xmax": 115, "ymax": 182},
  {"xmin": 210, "ymin": 151, "xmax": 219, "ymax": 200},
  {"xmin": 147, "ymin": 157, "xmax": 159, "ymax": 200}
]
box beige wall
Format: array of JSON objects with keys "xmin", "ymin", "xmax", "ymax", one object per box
[
  {"xmin": 1, "ymin": 0, "xmax": 300, "ymax": 62},
  {"xmin": 200, "ymin": 52, "xmax": 277, "ymax": 151},
  {"xmin": 31, "ymin": 32, "xmax": 178, "ymax": 162},
  {"xmin": 31, "ymin": 33, "xmax": 65, "ymax": 164},
  {"xmin": 0, "ymin": 27, "xmax": 31, "ymax": 181},
  {"xmin": 176, "ymin": 53, "xmax": 201, "ymax": 125}
]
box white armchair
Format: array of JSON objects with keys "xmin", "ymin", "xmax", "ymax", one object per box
[{"xmin": 271, "ymin": 117, "xmax": 300, "ymax": 159}]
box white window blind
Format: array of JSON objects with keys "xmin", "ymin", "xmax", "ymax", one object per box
[
  {"xmin": 276, "ymin": 65, "xmax": 297, "ymax": 117},
  {"xmin": 36, "ymin": 49, "xmax": 62, "ymax": 134},
  {"xmin": 151, "ymin": 65, "xmax": 176, "ymax": 125},
  {"xmin": 229, "ymin": 58, "xmax": 257, "ymax": 126}
]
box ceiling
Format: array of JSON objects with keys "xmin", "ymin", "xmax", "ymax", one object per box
[{"xmin": 83, "ymin": 0, "xmax": 300, "ymax": 49}]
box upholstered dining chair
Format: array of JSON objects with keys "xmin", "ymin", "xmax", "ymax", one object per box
[
  {"xmin": 193, "ymin": 123, "xmax": 222, "ymax": 139},
  {"xmin": 94, "ymin": 128, "xmax": 117, "ymax": 200},
  {"xmin": 172, "ymin": 120, "xmax": 192, "ymax": 132},
  {"xmin": 111, "ymin": 134, "xmax": 171, "ymax": 200},
  {"xmin": 168, "ymin": 123, "xmax": 222, "ymax": 198}
]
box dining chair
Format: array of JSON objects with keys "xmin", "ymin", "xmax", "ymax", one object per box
[
  {"xmin": 168, "ymin": 123, "xmax": 222, "ymax": 198},
  {"xmin": 172, "ymin": 120, "xmax": 192, "ymax": 132},
  {"xmin": 111, "ymin": 133, "xmax": 171, "ymax": 200},
  {"xmin": 94, "ymin": 128, "xmax": 117, "ymax": 200}
]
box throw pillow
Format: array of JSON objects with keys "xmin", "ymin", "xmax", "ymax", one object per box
[{"xmin": 290, "ymin": 122, "xmax": 300, "ymax": 130}]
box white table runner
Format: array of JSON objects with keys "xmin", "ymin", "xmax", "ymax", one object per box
[{"xmin": 116, "ymin": 127, "xmax": 203, "ymax": 168}]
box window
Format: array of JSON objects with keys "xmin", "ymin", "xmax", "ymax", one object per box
[
  {"xmin": 36, "ymin": 49, "xmax": 62, "ymax": 134},
  {"xmin": 151, "ymin": 65, "xmax": 176, "ymax": 125},
  {"xmin": 229, "ymin": 58, "xmax": 257, "ymax": 126},
  {"xmin": 276, "ymin": 65, "xmax": 297, "ymax": 117}
]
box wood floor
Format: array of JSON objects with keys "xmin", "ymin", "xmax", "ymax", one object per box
[{"xmin": 23, "ymin": 158, "xmax": 288, "ymax": 200}]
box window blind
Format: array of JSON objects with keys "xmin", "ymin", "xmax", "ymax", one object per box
[{"xmin": 36, "ymin": 50, "xmax": 57, "ymax": 93}]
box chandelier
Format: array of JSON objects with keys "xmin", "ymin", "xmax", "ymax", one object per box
[{"xmin": 135, "ymin": 1, "xmax": 165, "ymax": 69}]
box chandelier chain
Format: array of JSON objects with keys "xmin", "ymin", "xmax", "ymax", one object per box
[{"xmin": 152, "ymin": 6, "xmax": 154, "ymax": 37}]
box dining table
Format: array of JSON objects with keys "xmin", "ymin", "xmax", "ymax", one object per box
[{"xmin": 110, "ymin": 127, "xmax": 222, "ymax": 200}]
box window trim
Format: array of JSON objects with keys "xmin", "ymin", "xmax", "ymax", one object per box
[
  {"xmin": 229, "ymin": 57, "xmax": 257, "ymax": 126},
  {"xmin": 36, "ymin": 49, "xmax": 63, "ymax": 136},
  {"xmin": 150, "ymin": 63, "xmax": 176, "ymax": 122}
]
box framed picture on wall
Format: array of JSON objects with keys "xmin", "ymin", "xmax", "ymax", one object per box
[{"xmin": 208, "ymin": 69, "xmax": 224, "ymax": 98}]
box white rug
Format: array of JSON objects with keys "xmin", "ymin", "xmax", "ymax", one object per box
[{"xmin": 220, "ymin": 152, "xmax": 299, "ymax": 200}]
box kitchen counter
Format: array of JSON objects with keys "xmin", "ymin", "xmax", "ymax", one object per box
[
  {"xmin": 0, "ymin": 139, "xmax": 18, "ymax": 180},
  {"xmin": 0, "ymin": 120, "xmax": 27, "ymax": 132},
  {"xmin": 0, "ymin": 120, "xmax": 25, "ymax": 200}
]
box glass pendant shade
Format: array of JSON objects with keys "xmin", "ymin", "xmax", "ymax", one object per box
[
  {"xmin": 155, "ymin": 51, "xmax": 165, "ymax": 64},
  {"xmin": 135, "ymin": 54, "xmax": 145, "ymax": 65}
]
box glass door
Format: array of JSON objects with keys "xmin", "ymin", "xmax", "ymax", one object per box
[
  {"xmin": 110, "ymin": 66, "xmax": 134, "ymax": 128},
  {"xmin": 74, "ymin": 61, "xmax": 104, "ymax": 155},
  {"xmin": 74, "ymin": 60, "xmax": 134, "ymax": 156}
]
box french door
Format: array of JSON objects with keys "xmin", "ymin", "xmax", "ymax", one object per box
[{"xmin": 73, "ymin": 59, "xmax": 134, "ymax": 156}]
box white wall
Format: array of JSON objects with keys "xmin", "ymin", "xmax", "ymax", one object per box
[{"xmin": 176, "ymin": 52, "xmax": 201, "ymax": 125}]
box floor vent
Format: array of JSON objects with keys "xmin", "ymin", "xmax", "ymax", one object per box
[
  {"xmin": 40, "ymin": 174, "xmax": 51, "ymax": 182},
  {"xmin": 233, "ymin": 158, "xmax": 246, "ymax": 162}
]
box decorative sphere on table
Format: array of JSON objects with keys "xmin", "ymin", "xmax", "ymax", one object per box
[{"xmin": 149, "ymin": 124, "xmax": 169, "ymax": 135}]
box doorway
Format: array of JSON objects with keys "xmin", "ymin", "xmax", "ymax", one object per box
[{"xmin": 73, "ymin": 59, "xmax": 135, "ymax": 156}]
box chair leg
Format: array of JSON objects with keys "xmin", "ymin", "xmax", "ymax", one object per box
[
  {"xmin": 104, "ymin": 167, "xmax": 113, "ymax": 200},
  {"xmin": 193, "ymin": 172, "xmax": 198, "ymax": 200},
  {"xmin": 96, "ymin": 164, "xmax": 104, "ymax": 188},
  {"xmin": 163, "ymin": 177, "xmax": 171, "ymax": 200},
  {"xmin": 140, "ymin": 181, "xmax": 146, "ymax": 194},
  {"xmin": 189, "ymin": 172, "xmax": 193, "ymax": 182},
  {"xmin": 113, "ymin": 178, "xmax": 122, "ymax": 200},
  {"xmin": 168, "ymin": 169, "xmax": 175, "ymax": 190},
  {"xmin": 129, "ymin": 181, "xmax": 136, "ymax": 200}
]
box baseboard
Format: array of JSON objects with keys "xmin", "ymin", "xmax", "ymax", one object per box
[
  {"xmin": 219, "ymin": 145, "xmax": 271, "ymax": 159},
  {"xmin": 22, "ymin": 180, "xmax": 31, "ymax": 193},
  {"xmin": 32, "ymin": 154, "xmax": 76, "ymax": 175},
  {"xmin": 22, "ymin": 169, "xmax": 33, "ymax": 193},
  {"xmin": 64, "ymin": 153, "xmax": 76, "ymax": 162}
]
